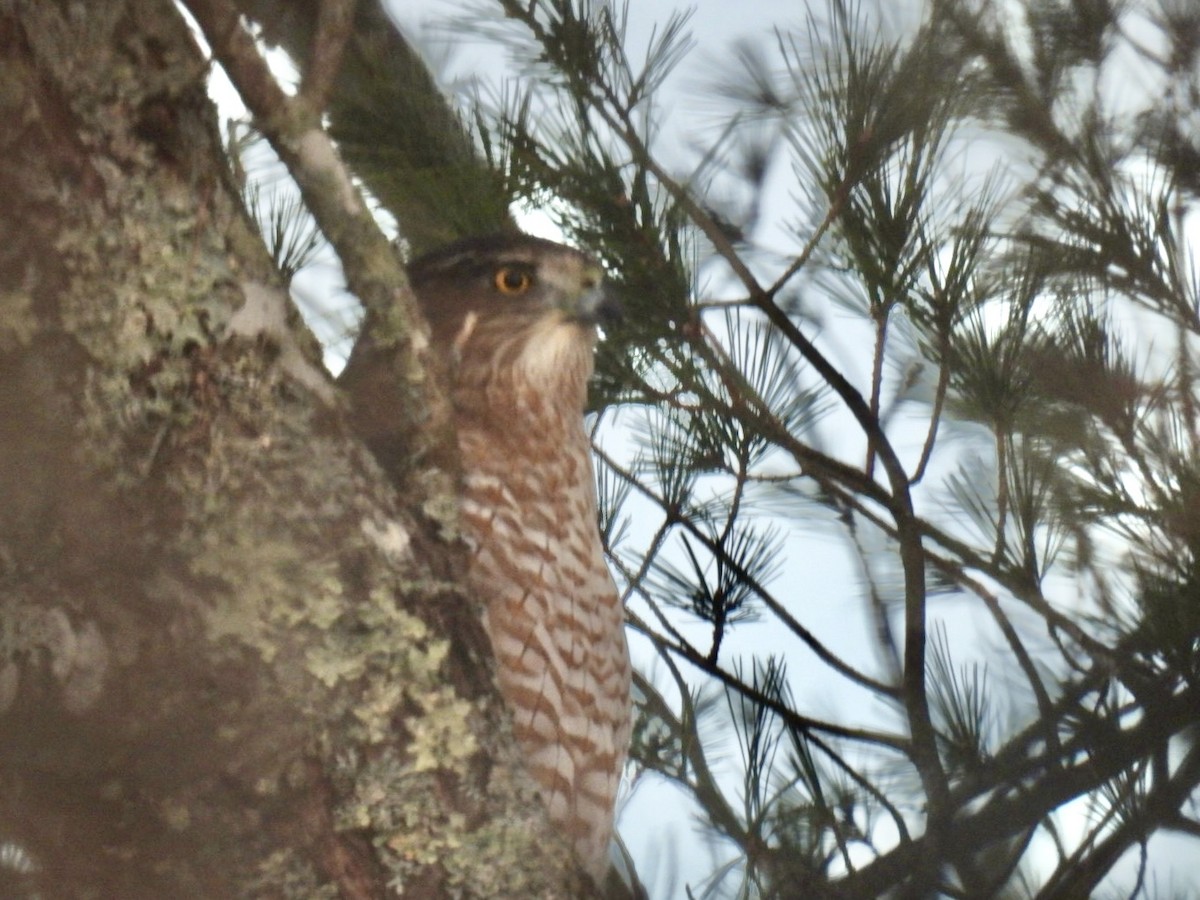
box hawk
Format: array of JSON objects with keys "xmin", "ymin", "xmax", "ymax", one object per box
[{"xmin": 342, "ymin": 234, "xmax": 632, "ymax": 885}]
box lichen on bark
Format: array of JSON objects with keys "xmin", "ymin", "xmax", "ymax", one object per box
[{"xmin": 0, "ymin": 0, "xmax": 583, "ymax": 896}]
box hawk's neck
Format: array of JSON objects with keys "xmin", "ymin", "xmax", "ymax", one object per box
[{"xmin": 452, "ymin": 331, "xmax": 595, "ymax": 440}]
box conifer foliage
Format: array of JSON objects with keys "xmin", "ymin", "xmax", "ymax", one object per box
[{"xmin": 456, "ymin": 1, "xmax": 1200, "ymax": 896}]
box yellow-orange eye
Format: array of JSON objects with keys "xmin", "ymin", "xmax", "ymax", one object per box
[{"xmin": 494, "ymin": 266, "xmax": 532, "ymax": 295}]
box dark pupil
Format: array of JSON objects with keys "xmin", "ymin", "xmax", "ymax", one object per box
[{"xmin": 502, "ymin": 270, "xmax": 526, "ymax": 290}]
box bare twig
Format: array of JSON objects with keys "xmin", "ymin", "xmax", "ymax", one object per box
[
  {"xmin": 596, "ymin": 445, "xmax": 897, "ymax": 698},
  {"xmin": 628, "ymin": 612, "xmax": 909, "ymax": 752},
  {"xmin": 183, "ymin": 0, "xmax": 457, "ymax": 496},
  {"xmin": 909, "ymin": 352, "xmax": 948, "ymax": 486}
]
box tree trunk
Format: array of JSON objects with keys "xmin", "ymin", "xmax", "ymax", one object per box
[{"xmin": 0, "ymin": 1, "xmax": 582, "ymax": 895}]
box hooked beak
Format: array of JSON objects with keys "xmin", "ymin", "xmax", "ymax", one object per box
[
  {"xmin": 566, "ymin": 264, "xmax": 622, "ymax": 326},
  {"xmin": 575, "ymin": 285, "xmax": 623, "ymax": 327}
]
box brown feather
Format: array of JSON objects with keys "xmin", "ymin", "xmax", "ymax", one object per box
[{"xmin": 409, "ymin": 236, "xmax": 631, "ymax": 883}]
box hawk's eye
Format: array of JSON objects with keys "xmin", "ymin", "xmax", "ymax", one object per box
[{"xmin": 494, "ymin": 266, "xmax": 533, "ymax": 295}]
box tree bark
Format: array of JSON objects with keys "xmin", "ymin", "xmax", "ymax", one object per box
[{"xmin": 0, "ymin": 1, "xmax": 582, "ymax": 896}]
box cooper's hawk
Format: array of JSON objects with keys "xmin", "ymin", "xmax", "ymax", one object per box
[{"xmin": 342, "ymin": 234, "xmax": 632, "ymax": 884}]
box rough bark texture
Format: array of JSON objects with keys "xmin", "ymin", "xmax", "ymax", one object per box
[{"xmin": 0, "ymin": 1, "xmax": 584, "ymax": 896}]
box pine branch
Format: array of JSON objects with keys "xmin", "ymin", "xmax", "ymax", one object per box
[
  {"xmin": 597, "ymin": 445, "xmax": 897, "ymax": 697},
  {"xmin": 184, "ymin": 0, "xmax": 458, "ymax": 502},
  {"xmin": 627, "ymin": 612, "xmax": 908, "ymax": 753},
  {"xmin": 835, "ymin": 684, "xmax": 1200, "ymax": 897},
  {"xmin": 237, "ymin": 0, "xmax": 514, "ymax": 251}
]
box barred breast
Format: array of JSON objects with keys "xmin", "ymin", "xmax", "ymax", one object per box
[{"xmin": 458, "ymin": 416, "xmax": 632, "ymax": 884}]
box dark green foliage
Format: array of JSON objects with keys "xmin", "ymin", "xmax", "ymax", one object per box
[{"xmin": 238, "ymin": 0, "xmax": 514, "ymax": 253}]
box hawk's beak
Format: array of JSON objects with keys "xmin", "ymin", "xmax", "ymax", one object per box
[
  {"xmin": 576, "ymin": 286, "xmax": 622, "ymax": 327},
  {"xmin": 569, "ymin": 265, "xmax": 622, "ymax": 326}
]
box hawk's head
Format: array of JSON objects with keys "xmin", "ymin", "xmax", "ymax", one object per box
[
  {"xmin": 340, "ymin": 234, "xmax": 614, "ymax": 471},
  {"xmin": 409, "ymin": 235, "xmax": 617, "ymax": 399}
]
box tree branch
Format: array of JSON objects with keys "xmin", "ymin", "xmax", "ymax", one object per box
[{"xmin": 183, "ymin": 0, "xmax": 458, "ymax": 498}]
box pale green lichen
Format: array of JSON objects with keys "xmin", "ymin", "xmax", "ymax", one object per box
[
  {"xmin": 14, "ymin": 6, "xmax": 561, "ymax": 888},
  {"xmin": 406, "ymin": 687, "xmax": 478, "ymax": 772},
  {"xmin": 416, "ymin": 467, "xmax": 463, "ymax": 542},
  {"xmin": 62, "ymin": 188, "xmax": 234, "ymax": 365},
  {"xmin": 160, "ymin": 797, "xmax": 191, "ymax": 831},
  {"xmin": 305, "ymin": 638, "xmax": 368, "ymax": 690},
  {"xmin": 192, "ymin": 529, "xmax": 332, "ymax": 665},
  {"xmin": 0, "ymin": 291, "xmax": 38, "ymax": 352},
  {"xmin": 176, "ymin": 425, "xmax": 490, "ymax": 883},
  {"xmin": 381, "ymin": 781, "xmax": 578, "ymax": 898},
  {"xmin": 442, "ymin": 819, "xmax": 565, "ymax": 896},
  {"xmin": 333, "ymin": 712, "xmax": 582, "ymax": 897},
  {"xmin": 0, "ymin": 601, "xmax": 110, "ymax": 715},
  {"xmin": 247, "ymin": 849, "xmax": 340, "ymax": 900}
]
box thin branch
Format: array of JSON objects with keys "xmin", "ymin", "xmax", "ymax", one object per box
[
  {"xmin": 1035, "ymin": 744, "xmax": 1200, "ymax": 899},
  {"xmin": 595, "ymin": 445, "xmax": 897, "ymax": 697},
  {"xmin": 833, "ymin": 685, "xmax": 1200, "ymax": 898},
  {"xmin": 183, "ymin": 0, "xmax": 457, "ymax": 494},
  {"xmin": 767, "ymin": 196, "xmax": 845, "ymax": 297},
  {"xmin": 844, "ymin": 511, "xmax": 903, "ymax": 686},
  {"xmin": 629, "ymin": 613, "xmax": 910, "ymax": 753},
  {"xmin": 865, "ymin": 304, "xmax": 891, "ymax": 480},
  {"xmin": 743, "ymin": 288, "xmax": 948, "ymax": 858},
  {"xmin": 909, "ymin": 351, "xmax": 949, "ymax": 486},
  {"xmin": 992, "ymin": 429, "xmax": 1010, "ymax": 565},
  {"xmin": 799, "ymin": 730, "xmax": 913, "ymax": 847},
  {"xmin": 632, "ymin": 667, "xmax": 748, "ymax": 848}
]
